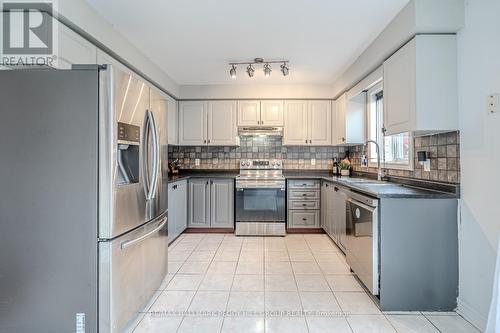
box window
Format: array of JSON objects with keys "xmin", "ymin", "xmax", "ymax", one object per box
[{"xmin": 366, "ymin": 83, "xmax": 413, "ymax": 170}]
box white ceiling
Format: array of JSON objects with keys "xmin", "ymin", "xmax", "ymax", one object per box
[{"xmin": 86, "ymin": 0, "xmax": 409, "ymax": 85}]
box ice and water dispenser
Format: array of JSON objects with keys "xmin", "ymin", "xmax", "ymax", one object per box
[{"xmin": 117, "ymin": 122, "xmax": 140, "ymax": 185}]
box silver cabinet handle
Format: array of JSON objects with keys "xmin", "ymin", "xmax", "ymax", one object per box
[
  {"xmin": 305, "ymin": 140, "xmax": 307, "ymax": 144},
  {"xmin": 121, "ymin": 216, "xmax": 167, "ymax": 250},
  {"xmin": 207, "ymin": 139, "xmax": 211, "ymax": 144},
  {"xmin": 204, "ymin": 139, "xmax": 207, "ymax": 143},
  {"xmin": 309, "ymin": 140, "xmax": 312, "ymax": 144}
]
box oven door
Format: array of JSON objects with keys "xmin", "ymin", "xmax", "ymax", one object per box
[{"xmin": 235, "ymin": 180, "xmax": 286, "ymax": 223}]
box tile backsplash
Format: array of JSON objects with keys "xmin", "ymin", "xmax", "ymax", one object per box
[
  {"xmin": 168, "ymin": 136, "xmax": 345, "ymax": 170},
  {"xmin": 349, "ymin": 131, "xmax": 460, "ymax": 184},
  {"xmin": 169, "ymin": 131, "xmax": 460, "ymax": 184}
]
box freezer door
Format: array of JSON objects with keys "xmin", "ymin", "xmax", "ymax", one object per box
[
  {"xmin": 99, "ymin": 65, "xmax": 168, "ymax": 239},
  {"xmin": 99, "ymin": 212, "xmax": 168, "ymax": 333}
]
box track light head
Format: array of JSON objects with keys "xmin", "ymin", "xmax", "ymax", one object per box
[
  {"xmin": 246, "ymin": 64, "xmax": 255, "ymax": 78},
  {"xmin": 229, "ymin": 65, "xmax": 237, "ymax": 79},
  {"xmin": 263, "ymin": 63, "xmax": 272, "ymax": 78},
  {"xmin": 280, "ymin": 62, "xmax": 289, "ymax": 76}
]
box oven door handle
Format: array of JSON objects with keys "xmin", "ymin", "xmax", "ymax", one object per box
[{"xmin": 236, "ymin": 186, "xmax": 286, "ymax": 190}]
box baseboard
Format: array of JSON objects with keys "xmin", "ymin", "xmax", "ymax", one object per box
[
  {"xmin": 184, "ymin": 228, "xmax": 234, "ymax": 233},
  {"xmin": 457, "ymin": 297, "xmax": 487, "ymax": 332},
  {"xmin": 286, "ymin": 228, "xmax": 325, "ymax": 234}
]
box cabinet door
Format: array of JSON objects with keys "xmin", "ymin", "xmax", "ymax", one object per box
[
  {"xmin": 283, "ymin": 101, "xmax": 308, "ymax": 145},
  {"xmin": 383, "ymin": 38, "xmax": 416, "ymax": 135},
  {"xmin": 308, "ymin": 101, "xmax": 332, "ymax": 145},
  {"xmin": 167, "ymin": 183, "xmax": 177, "ymax": 242},
  {"xmin": 237, "ymin": 100, "xmax": 261, "ymax": 126},
  {"xmin": 334, "ymin": 94, "xmax": 347, "ymax": 145},
  {"xmin": 167, "ymin": 98, "xmax": 178, "ymax": 145},
  {"xmin": 58, "ymin": 24, "xmax": 97, "ymax": 69},
  {"xmin": 207, "ymin": 101, "xmax": 237, "ymax": 145},
  {"xmin": 176, "ymin": 180, "xmax": 188, "ymax": 235},
  {"xmin": 260, "ymin": 100, "xmax": 284, "ymax": 126},
  {"xmin": 210, "ymin": 179, "xmax": 234, "ymax": 228},
  {"xmin": 188, "ymin": 179, "xmax": 210, "ymax": 227},
  {"xmin": 179, "ymin": 101, "xmax": 206, "ymax": 145}
]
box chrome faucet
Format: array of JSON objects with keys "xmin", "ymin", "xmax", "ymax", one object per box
[{"xmin": 362, "ymin": 140, "xmax": 385, "ymax": 181}]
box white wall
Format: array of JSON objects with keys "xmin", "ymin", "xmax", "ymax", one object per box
[
  {"xmin": 456, "ymin": 0, "xmax": 500, "ymax": 330},
  {"xmin": 331, "ymin": 0, "xmax": 464, "ymax": 99},
  {"xmin": 57, "ymin": 0, "xmax": 180, "ymax": 97},
  {"xmin": 179, "ymin": 84, "xmax": 334, "ymax": 100}
]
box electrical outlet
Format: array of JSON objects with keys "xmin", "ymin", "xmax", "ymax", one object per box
[
  {"xmin": 423, "ymin": 160, "xmax": 431, "ymax": 172},
  {"xmin": 195, "ymin": 158, "xmax": 200, "ymax": 166},
  {"xmin": 311, "ymin": 159, "xmax": 316, "ymax": 166},
  {"xmin": 488, "ymin": 94, "xmax": 499, "ymax": 114}
]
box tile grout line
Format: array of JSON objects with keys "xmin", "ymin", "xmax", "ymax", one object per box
[
  {"xmin": 304, "ymin": 234, "xmax": 355, "ymax": 333},
  {"xmin": 175, "ymin": 233, "xmax": 209, "ymax": 333},
  {"xmin": 289, "ymin": 234, "xmax": 312, "ymax": 333},
  {"xmin": 220, "ymin": 234, "xmax": 244, "ymax": 333}
]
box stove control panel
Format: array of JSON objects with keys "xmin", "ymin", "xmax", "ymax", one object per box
[{"xmin": 239, "ymin": 159, "xmax": 282, "ymax": 170}]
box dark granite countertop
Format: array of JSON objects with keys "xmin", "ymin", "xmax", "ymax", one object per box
[
  {"xmin": 169, "ymin": 169, "xmax": 458, "ymax": 199},
  {"xmin": 168, "ymin": 170, "xmax": 239, "ymax": 183}
]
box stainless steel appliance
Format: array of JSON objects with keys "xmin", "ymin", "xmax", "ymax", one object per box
[
  {"xmin": 345, "ymin": 191, "xmax": 380, "ymax": 295},
  {"xmin": 0, "ymin": 65, "xmax": 169, "ymax": 333},
  {"xmin": 235, "ymin": 159, "xmax": 286, "ymax": 236}
]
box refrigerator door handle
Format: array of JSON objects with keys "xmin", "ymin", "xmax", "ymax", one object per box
[
  {"xmin": 121, "ymin": 216, "xmax": 167, "ymax": 250},
  {"xmin": 142, "ymin": 110, "xmax": 158, "ymax": 201},
  {"xmin": 149, "ymin": 110, "xmax": 160, "ymax": 200}
]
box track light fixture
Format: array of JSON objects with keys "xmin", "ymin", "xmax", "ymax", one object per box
[
  {"xmin": 263, "ymin": 63, "xmax": 272, "ymax": 77},
  {"xmin": 229, "ymin": 64, "xmax": 237, "ymax": 79},
  {"xmin": 228, "ymin": 58, "xmax": 289, "ymax": 79},
  {"xmin": 280, "ymin": 62, "xmax": 289, "ymax": 76},
  {"xmin": 246, "ymin": 64, "xmax": 255, "ymax": 78}
]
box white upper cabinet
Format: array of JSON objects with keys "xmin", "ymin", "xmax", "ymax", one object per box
[
  {"xmin": 308, "ymin": 100, "xmax": 332, "ymax": 145},
  {"xmin": 333, "ymin": 93, "xmax": 366, "ymax": 145},
  {"xmin": 167, "ymin": 97, "xmax": 178, "ymax": 145},
  {"xmin": 237, "ymin": 101, "xmax": 261, "ymax": 126},
  {"xmin": 383, "ymin": 35, "xmax": 458, "ymax": 135},
  {"xmin": 58, "ymin": 24, "xmax": 97, "ymax": 69},
  {"xmin": 207, "ymin": 101, "xmax": 238, "ymax": 145},
  {"xmin": 237, "ymin": 100, "xmax": 284, "ymax": 127},
  {"xmin": 284, "ymin": 100, "xmax": 331, "ymax": 146},
  {"xmin": 179, "ymin": 101, "xmax": 206, "ymax": 145},
  {"xmin": 179, "ymin": 100, "xmax": 238, "ymax": 146},
  {"xmin": 260, "ymin": 100, "xmax": 284, "ymax": 126},
  {"xmin": 283, "ymin": 101, "xmax": 308, "ymax": 145}
]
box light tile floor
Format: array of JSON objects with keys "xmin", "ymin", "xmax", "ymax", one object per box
[{"xmin": 132, "ymin": 233, "xmax": 480, "ymax": 333}]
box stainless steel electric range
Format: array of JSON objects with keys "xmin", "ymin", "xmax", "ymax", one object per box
[{"xmin": 235, "ymin": 159, "xmax": 286, "ymax": 236}]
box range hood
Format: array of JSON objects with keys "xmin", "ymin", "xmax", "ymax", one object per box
[{"xmin": 238, "ymin": 127, "xmax": 283, "ymax": 137}]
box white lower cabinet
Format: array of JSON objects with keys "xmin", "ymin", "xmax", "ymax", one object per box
[
  {"xmin": 188, "ymin": 178, "xmax": 234, "ymax": 229},
  {"xmin": 287, "ymin": 179, "xmax": 321, "ymax": 229},
  {"xmin": 321, "ymin": 181, "xmax": 347, "ymax": 251},
  {"xmin": 168, "ymin": 180, "xmax": 187, "ymax": 243}
]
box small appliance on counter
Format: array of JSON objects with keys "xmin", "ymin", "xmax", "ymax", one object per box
[{"xmin": 169, "ymin": 159, "xmax": 180, "ymax": 175}]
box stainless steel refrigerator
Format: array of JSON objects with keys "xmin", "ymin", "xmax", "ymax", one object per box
[{"xmin": 0, "ymin": 65, "xmax": 169, "ymax": 332}]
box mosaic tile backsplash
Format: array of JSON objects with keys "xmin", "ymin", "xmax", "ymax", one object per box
[
  {"xmin": 168, "ymin": 131, "xmax": 460, "ymax": 184},
  {"xmin": 168, "ymin": 136, "xmax": 344, "ymax": 170},
  {"xmin": 350, "ymin": 131, "xmax": 460, "ymax": 184}
]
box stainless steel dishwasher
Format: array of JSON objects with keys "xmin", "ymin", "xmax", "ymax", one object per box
[{"xmin": 345, "ymin": 191, "xmax": 380, "ymax": 296}]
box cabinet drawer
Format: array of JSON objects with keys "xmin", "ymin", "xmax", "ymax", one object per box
[
  {"xmin": 288, "ymin": 179, "xmax": 320, "ymax": 189},
  {"xmin": 288, "ymin": 190, "xmax": 320, "ymax": 200},
  {"xmin": 289, "ymin": 200, "xmax": 320, "ymax": 210},
  {"xmin": 288, "ymin": 210, "xmax": 319, "ymax": 228}
]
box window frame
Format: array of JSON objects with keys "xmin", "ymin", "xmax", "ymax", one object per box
[{"xmin": 366, "ymin": 83, "xmax": 414, "ymax": 171}]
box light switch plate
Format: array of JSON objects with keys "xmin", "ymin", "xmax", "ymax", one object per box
[
  {"xmin": 311, "ymin": 159, "xmax": 316, "ymax": 166},
  {"xmin": 488, "ymin": 94, "xmax": 499, "ymax": 114},
  {"xmin": 195, "ymin": 158, "xmax": 200, "ymax": 166}
]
